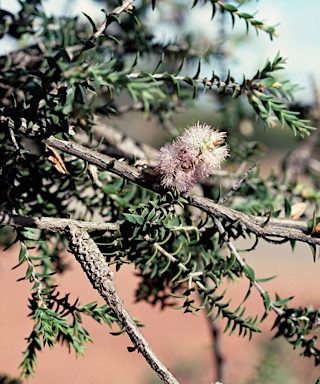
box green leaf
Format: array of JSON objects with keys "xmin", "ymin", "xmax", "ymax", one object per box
[
  {"xmin": 123, "ymin": 213, "xmax": 144, "ymax": 225},
  {"xmin": 159, "ymin": 257, "xmax": 171, "ymax": 275},
  {"xmin": 110, "ymin": 328, "xmax": 126, "ymax": 336},
  {"xmin": 307, "ymin": 211, "xmax": 320, "ymax": 234},
  {"xmin": 211, "ymin": 3, "xmax": 217, "ymax": 19},
  {"xmin": 170, "ymin": 292, "xmax": 186, "ymax": 299},
  {"xmin": 243, "ymin": 282, "xmax": 253, "ymax": 303},
  {"xmin": 225, "ymin": 251, "xmax": 236, "ymax": 273},
  {"xmin": 82, "ymin": 12, "xmax": 97, "ymax": 32},
  {"xmin": 256, "ymin": 275, "xmax": 277, "ymax": 283},
  {"xmin": 310, "ymin": 243, "xmax": 317, "ymax": 262},
  {"xmin": 173, "ymin": 58, "xmax": 186, "ymax": 77},
  {"xmin": 290, "ymin": 239, "xmax": 297, "ymax": 252},
  {"xmin": 238, "ymin": 12, "xmax": 253, "ymax": 19},
  {"xmin": 183, "ymin": 76, "xmax": 198, "ymax": 98},
  {"xmin": 193, "ymin": 60, "xmax": 201, "ymax": 79},
  {"xmin": 273, "ymin": 296, "xmax": 294, "ymax": 307},
  {"xmin": 223, "ymin": 318, "xmax": 232, "ymax": 334},
  {"xmin": 222, "ymin": 4, "xmax": 237, "ymax": 12},
  {"xmin": 262, "ymin": 291, "xmax": 271, "ymax": 313},
  {"xmin": 243, "ymin": 264, "xmax": 255, "ymax": 282},
  {"xmin": 19, "ymin": 243, "xmax": 28, "ymax": 264},
  {"xmin": 284, "ymin": 196, "xmax": 291, "ymax": 217}
]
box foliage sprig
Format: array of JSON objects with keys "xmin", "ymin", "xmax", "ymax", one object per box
[{"xmin": 1, "ymin": 0, "xmax": 320, "ymax": 382}]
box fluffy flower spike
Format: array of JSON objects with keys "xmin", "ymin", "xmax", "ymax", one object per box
[{"xmin": 158, "ymin": 122, "xmax": 229, "ymax": 192}]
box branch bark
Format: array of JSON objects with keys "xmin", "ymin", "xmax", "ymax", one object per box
[
  {"xmin": 0, "ymin": 212, "xmax": 120, "ymax": 232},
  {"xmin": 64, "ymin": 225, "xmax": 179, "ymax": 384},
  {"xmin": 78, "ymin": 119, "xmax": 159, "ymax": 166},
  {"xmin": 0, "ymin": 211, "xmax": 178, "ymax": 382},
  {"xmin": 44, "ymin": 136, "xmax": 320, "ymax": 247}
]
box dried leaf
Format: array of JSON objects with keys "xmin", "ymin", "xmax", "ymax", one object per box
[
  {"xmin": 46, "ymin": 146, "xmax": 67, "ymax": 174},
  {"xmin": 68, "ymin": 125, "xmax": 76, "ymax": 135},
  {"xmin": 88, "ymin": 164, "xmax": 98, "ymax": 182},
  {"xmin": 314, "ymin": 222, "xmax": 320, "ymax": 236},
  {"xmin": 290, "ymin": 202, "xmax": 306, "ymax": 220}
]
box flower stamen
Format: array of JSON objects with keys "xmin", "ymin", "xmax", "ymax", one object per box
[{"xmin": 158, "ymin": 121, "xmax": 229, "ymax": 192}]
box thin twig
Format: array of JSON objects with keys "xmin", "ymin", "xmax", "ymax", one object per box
[
  {"xmin": 33, "ymin": 34, "xmax": 48, "ymax": 56},
  {"xmin": 90, "ymin": 120, "xmax": 159, "ymax": 166},
  {"xmin": 128, "ymin": 72, "xmax": 242, "ymax": 95},
  {"xmin": 212, "ymin": 217, "xmax": 319, "ymax": 327},
  {"xmin": 219, "ymin": 160, "xmax": 259, "ymax": 204},
  {"xmin": 150, "ymin": 239, "xmax": 206, "ymax": 290},
  {"xmin": 82, "ymin": 0, "xmax": 135, "ymax": 50},
  {"xmin": 151, "ymin": 240, "xmax": 187, "ymax": 273},
  {"xmin": 168, "ymin": 225, "xmax": 205, "ymax": 232},
  {"xmin": 159, "ymin": 113, "xmax": 181, "ymax": 136},
  {"xmin": 8, "ymin": 128, "xmax": 20, "ymax": 150},
  {"xmin": 117, "ymin": 101, "xmax": 144, "ymax": 114},
  {"xmin": 212, "ymin": 217, "xmax": 284, "ymax": 317}
]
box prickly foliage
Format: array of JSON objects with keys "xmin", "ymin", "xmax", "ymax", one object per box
[{"xmin": 0, "ymin": 0, "xmax": 320, "ymax": 381}]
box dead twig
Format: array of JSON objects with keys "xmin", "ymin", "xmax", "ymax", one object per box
[{"xmin": 219, "ymin": 160, "xmax": 259, "ymax": 204}]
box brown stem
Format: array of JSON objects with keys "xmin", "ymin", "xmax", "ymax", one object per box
[
  {"xmin": 0, "ymin": 212, "xmax": 120, "ymax": 232},
  {"xmin": 205, "ymin": 301, "xmax": 225, "ymax": 383},
  {"xmin": 64, "ymin": 225, "xmax": 179, "ymax": 384},
  {"xmin": 80, "ymin": 120, "xmax": 159, "ymax": 166},
  {"xmin": 44, "ymin": 136, "xmax": 320, "ymax": 247}
]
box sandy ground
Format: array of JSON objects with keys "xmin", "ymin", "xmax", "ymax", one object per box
[{"xmin": 1, "ymin": 238, "xmax": 320, "ymax": 384}]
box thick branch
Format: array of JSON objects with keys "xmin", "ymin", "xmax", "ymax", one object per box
[
  {"xmin": 45, "ymin": 136, "xmax": 142, "ymax": 183},
  {"xmin": 189, "ymin": 195, "xmax": 319, "ymax": 245},
  {"xmin": 0, "ymin": 210, "xmax": 178, "ymax": 381},
  {"xmin": 44, "ymin": 136, "xmax": 320, "ymax": 247},
  {"xmin": 0, "ymin": 212, "xmax": 119, "ymax": 232},
  {"xmin": 64, "ymin": 225, "xmax": 178, "ymax": 384}
]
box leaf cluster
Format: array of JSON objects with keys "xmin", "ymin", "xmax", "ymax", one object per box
[
  {"xmin": 272, "ymin": 301, "xmax": 320, "ymax": 366},
  {"xmin": 192, "ymin": 0, "xmax": 278, "ymax": 40},
  {"xmin": 0, "ymin": 0, "xmax": 320, "ymax": 379},
  {"xmin": 93, "ymin": 190, "xmax": 263, "ymax": 338},
  {"xmin": 20, "ymin": 293, "xmax": 120, "ymax": 377}
]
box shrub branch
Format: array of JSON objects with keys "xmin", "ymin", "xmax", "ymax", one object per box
[
  {"xmin": 44, "ymin": 136, "xmax": 320, "ymax": 247},
  {"xmin": 62, "ymin": 224, "xmax": 179, "ymax": 384}
]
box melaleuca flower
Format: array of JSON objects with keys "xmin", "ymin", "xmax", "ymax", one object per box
[{"xmin": 158, "ymin": 122, "xmax": 229, "ymax": 192}]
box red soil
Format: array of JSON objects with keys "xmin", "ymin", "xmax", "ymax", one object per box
[{"xmin": 1, "ymin": 240, "xmax": 320, "ymax": 383}]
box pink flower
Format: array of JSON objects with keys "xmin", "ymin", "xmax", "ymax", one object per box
[{"xmin": 158, "ymin": 122, "xmax": 229, "ymax": 192}]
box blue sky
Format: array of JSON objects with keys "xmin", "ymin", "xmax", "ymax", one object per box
[
  {"xmin": 231, "ymin": 0, "xmax": 320, "ymax": 103},
  {"xmin": 1, "ymin": 0, "xmax": 319, "ymax": 103}
]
